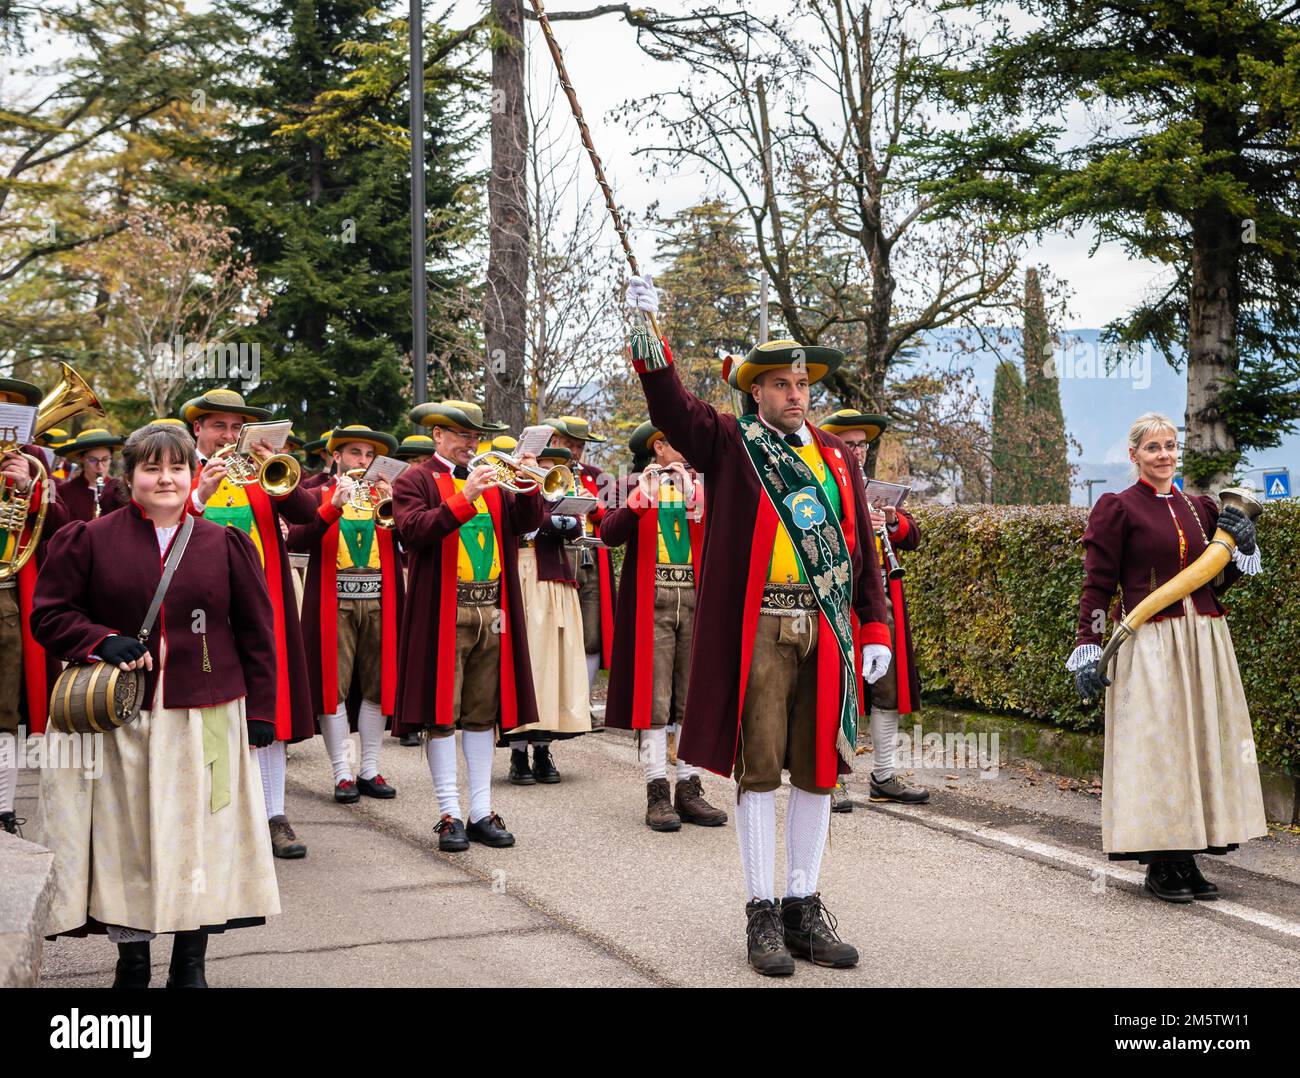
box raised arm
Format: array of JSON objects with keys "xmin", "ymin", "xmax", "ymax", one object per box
[{"xmin": 392, "ymin": 469, "xmax": 476, "ymax": 551}]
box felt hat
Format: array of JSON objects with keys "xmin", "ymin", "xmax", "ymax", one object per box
[
  {"xmin": 819, "ymin": 408, "xmax": 889, "ymax": 443},
  {"xmin": 410, "ymin": 400, "xmax": 507, "ymax": 434},
  {"xmin": 326, "ymin": 424, "xmax": 398, "ymax": 456}
]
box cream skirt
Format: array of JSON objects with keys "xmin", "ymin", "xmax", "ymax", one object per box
[
  {"xmin": 1103, "ymin": 597, "xmax": 1269, "ymax": 856},
  {"xmin": 36, "ymin": 646, "xmax": 280, "ymax": 936},
  {"xmin": 512, "ymin": 548, "xmax": 591, "ymax": 736}
]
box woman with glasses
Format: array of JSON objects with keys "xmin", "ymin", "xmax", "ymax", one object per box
[{"xmin": 1067, "ymin": 413, "xmax": 1268, "ymax": 903}]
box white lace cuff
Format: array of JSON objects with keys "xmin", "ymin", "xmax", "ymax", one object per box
[
  {"xmin": 1232, "ymin": 542, "xmax": 1261, "ymax": 575},
  {"xmin": 1066, "ymin": 643, "xmax": 1102, "ymax": 672},
  {"xmin": 106, "ymin": 925, "xmax": 157, "ymax": 944}
]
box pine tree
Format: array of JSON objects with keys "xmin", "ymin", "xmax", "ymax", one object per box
[{"xmin": 177, "ymin": 1, "xmax": 483, "ymax": 436}]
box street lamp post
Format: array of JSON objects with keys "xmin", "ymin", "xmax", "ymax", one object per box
[
  {"xmin": 409, "ymin": 0, "xmax": 427, "ymax": 406},
  {"xmin": 1083, "ymin": 478, "xmax": 1107, "ymax": 507}
]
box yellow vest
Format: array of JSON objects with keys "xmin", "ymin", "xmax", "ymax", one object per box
[
  {"xmin": 452, "ymin": 477, "xmax": 501, "ymax": 583},
  {"xmin": 768, "ymin": 443, "xmax": 830, "ymax": 584},
  {"xmin": 203, "ymin": 477, "xmax": 266, "ymax": 566}
]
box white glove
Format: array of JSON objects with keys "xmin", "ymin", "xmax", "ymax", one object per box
[
  {"xmin": 625, "ymin": 273, "xmax": 659, "ymax": 314},
  {"xmin": 862, "ymin": 643, "xmax": 892, "ymax": 685}
]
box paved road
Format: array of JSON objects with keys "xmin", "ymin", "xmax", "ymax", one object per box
[{"xmin": 30, "ymin": 724, "xmax": 1300, "ymax": 988}]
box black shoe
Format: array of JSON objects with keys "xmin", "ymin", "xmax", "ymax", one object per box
[
  {"xmin": 112, "ymin": 941, "xmax": 151, "ymax": 989},
  {"xmin": 531, "ymin": 745, "xmax": 560, "ymax": 784},
  {"xmin": 357, "ymin": 774, "xmax": 396, "ymax": 799},
  {"xmin": 830, "ymin": 783, "xmax": 853, "ymax": 813},
  {"xmin": 868, "ymin": 771, "xmax": 930, "ymax": 804},
  {"xmin": 0, "ymin": 811, "xmax": 24, "ymax": 837},
  {"xmin": 509, "ymin": 750, "xmax": 537, "ymax": 786},
  {"xmin": 780, "ymin": 893, "xmax": 859, "ymax": 968},
  {"xmin": 1177, "ymin": 857, "xmax": 1218, "ymax": 901},
  {"xmin": 466, "ymin": 812, "xmax": 515, "ymax": 847},
  {"xmin": 165, "ymin": 930, "xmax": 208, "ymax": 988},
  {"xmin": 399, "ymin": 732, "xmax": 422, "ymax": 747},
  {"xmin": 334, "ymin": 779, "xmax": 360, "ymax": 804},
  {"xmin": 745, "ymin": 899, "xmax": 795, "ymax": 976},
  {"xmin": 434, "ymin": 814, "xmax": 469, "ymax": 852},
  {"xmin": 1144, "ymin": 861, "xmax": 1195, "ymax": 903}
]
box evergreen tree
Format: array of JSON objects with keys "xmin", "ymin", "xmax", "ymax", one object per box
[
  {"xmin": 991, "ymin": 358, "xmax": 1029, "ymax": 504},
  {"xmin": 177, "ymin": 1, "xmax": 483, "ymax": 435},
  {"xmin": 1021, "ymin": 268, "xmax": 1069, "ymax": 503}
]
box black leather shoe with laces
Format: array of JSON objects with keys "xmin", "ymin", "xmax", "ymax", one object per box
[
  {"xmin": 509, "ymin": 750, "xmax": 536, "ymax": 785},
  {"xmin": 745, "ymin": 899, "xmax": 795, "ymax": 976},
  {"xmin": 357, "ymin": 774, "xmax": 396, "ymax": 799},
  {"xmin": 1177, "ymin": 857, "xmax": 1218, "ymax": 901},
  {"xmin": 434, "ymin": 814, "xmax": 469, "ymax": 852},
  {"xmin": 467, "ymin": 812, "xmax": 515, "ymax": 847},
  {"xmin": 781, "ymin": 893, "xmax": 859, "ymax": 968},
  {"xmin": 1144, "ymin": 860, "xmax": 1194, "ymax": 903},
  {"xmin": 531, "ymin": 745, "xmax": 560, "ymax": 784},
  {"xmin": 0, "ymin": 811, "xmax": 24, "ymax": 837}
]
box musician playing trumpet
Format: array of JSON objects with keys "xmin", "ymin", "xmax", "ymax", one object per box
[
  {"xmin": 391, "ymin": 400, "xmax": 544, "ymax": 852},
  {"xmin": 288, "ymin": 426, "xmax": 404, "ymax": 806},
  {"xmin": 820, "ymin": 409, "xmax": 928, "ymax": 809},
  {"xmin": 185, "ymin": 389, "xmax": 319, "ymax": 859},
  {"xmin": 1067, "ymin": 412, "xmax": 1267, "ymax": 903}
]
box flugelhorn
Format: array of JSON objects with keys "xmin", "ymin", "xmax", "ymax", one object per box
[
  {"xmin": 466, "ymin": 450, "xmax": 572, "ymax": 502},
  {"xmin": 1, "ymin": 362, "xmax": 105, "ymax": 580},
  {"xmin": 345, "ymin": 468, "xmax": 394, "ymax": 529},
  {"xmin": 1095, "ymin": 486, "xmax": 1262, "ymax": 676},
  {"xmin": 212, "ymin": 442, "xmax": 300, "ymax": 496}
]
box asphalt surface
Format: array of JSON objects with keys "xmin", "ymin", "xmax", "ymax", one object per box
[{"xmin": 29, "ymin": 716, "xmax": 1300, "ymax": 988}]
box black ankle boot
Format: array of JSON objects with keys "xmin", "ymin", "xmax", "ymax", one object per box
[
  {"xmin": 166, "ymin": 930, "xmax": 209, "ymax": 988},
  {"xmin": 112, "ymin": 941, "xmax": 151, "ymax": 988}
]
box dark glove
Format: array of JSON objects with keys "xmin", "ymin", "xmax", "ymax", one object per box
[
  {"xmin": 1216, "ymin": 505, "xmax": 1256, "ymax": 556},
  {"xmin": 1074, "ymin": 660, "xmax": 1110, "ymax": 704},
  {"xmin": 97, "ymin": 634, "xmax": 148, "ymax": 666},
  {"xmin": 247, "ymin": 720, "xmax": 276, "ymax": 748}
]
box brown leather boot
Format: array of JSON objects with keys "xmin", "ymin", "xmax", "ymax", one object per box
[
  {"xmin": 268, "ymin": 815, "xmax": 306, "ymax": 859},
  {"xmin": 645, "ymin": 779, "xmax": 681, "ymax": 832},
  {"xmin": 674, "ymin": 774, "xmax": 728, "ymax": 826}
]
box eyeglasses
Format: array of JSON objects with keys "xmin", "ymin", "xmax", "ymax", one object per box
[{"xmin": 1140, "ymin": 441, "xmax": 1179, "ymax": 454}]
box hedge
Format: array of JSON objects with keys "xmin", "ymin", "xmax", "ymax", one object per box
[{"xmin": 904, "ymin": 502, "xmax": 1300, "ymax": 776}]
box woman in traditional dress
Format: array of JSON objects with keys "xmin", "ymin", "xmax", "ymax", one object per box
[
  {"xmin": 1068, "ymin": 412, "xmax": 1268, "ymax": 903},
  {"xmin": 503, "ymin": 444, "xmax": 592, "ymax": 784},
  {"xmin": 31, "ymin": 423, "xmax": 281, "ymax": 987}
]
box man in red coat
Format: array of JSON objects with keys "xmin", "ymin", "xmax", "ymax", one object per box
[
  {"xmin": 56, "ymin": 428, "xmax": 127, "ymax": 522},
  {"xmin": 288, "ymin": 425, "xmax": 403, "ymax": 805},
  {"xmin": 542, "ymin": 415, "xmax": 616, "ymax": 687},
  {"xmin": 391, "ymin": 401, "xmax": 543, "ymax": 853},
  {"xmin": 820, "ymin": 409, "xmax": 929, "ymax": 809},
  {"xmin": 0, "ymin": 375, "xmax": 71, "ymax": 835},
  {"xmin": 185, "ymin": 389, "xmax": 319, "ymax": 859},
  {"xmin": 601, "ymin": 420, "xmax": 727, "ymax": 832},
  {"xmin": 625, "ymin": 275, "xmax": 893, "ymax": 977}
]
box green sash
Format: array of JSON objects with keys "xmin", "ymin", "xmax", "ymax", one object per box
[
  {"xmin": 340, "ymin": 516, "xmax": 375, "ymax": 568},
  {"xmin": 460, "ymin": 512, "xmax": 496, "ymax": 581},
  {"xmin": 657, "ymin": 501, "xmax": 691, "ymax": 564},
  {"xmin": 737, "ymin": 414, "xmax": 858, "ymax": 763}
]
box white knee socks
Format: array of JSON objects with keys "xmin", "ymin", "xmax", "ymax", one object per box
[
  {"xmin": 357, "ymin": 700, "xmax": 386, "ymax": 781},
  {"xmin": 425, "ymin": 734, "xmax": 461, "ymax": 819},
  {"xmin": 461, "ymin": 729, "xmax": 495, "ymax": 825},
  {"xmin": 639, "ymin": 728, "xmax": 668, "ymax": 781},
  {"xmin": 667, "ymin": 723, "xmax": 697, "ymax": 780},
  {"xmin": 735, "ymin": 789, "xmax": 777, "ymax": 903},
  {"xmin": 0, "ymin": 733, "xmax": 16, "ymax": 815},
  {"xmin": 585, "ymin": 652, "xmax": 600, "ymax": 685},
  {"xmin": 320, "ymin": 707, "xmax": 352, "ymax": 784},
  {"xmin": 256, "ymin": 741, "xmax": 286, "ymax": 818},
  {"xmin": 785, "ymin": 786, "xmax": 831, "ymax": 898},
  {"xmin": 871, "ymin": 707, "xmax": 900, "ymax": 781}
]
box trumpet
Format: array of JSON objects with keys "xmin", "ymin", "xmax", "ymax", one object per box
[
  {"xmin": 212, "ymin": 442, "xmax": 300, "ymax": 496},
  {"xmin": 466, "ymin": 450, "xmax": 573, "ymax": 503},
  {"xmin": 344, "ymin": 468, "xmax": 394, "ymax": 529}
]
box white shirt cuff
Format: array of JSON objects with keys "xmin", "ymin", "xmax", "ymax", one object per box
[
  {"xmin": 1231, "ymin": 542, "xmax": 1261, "ymax": 575},
  {"xmin": 1066, "ymin": 643, "xmax": 1102, "ymax": 672}
]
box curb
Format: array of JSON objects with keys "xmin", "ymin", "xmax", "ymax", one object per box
[{"xmin": 0, "ymin": 831, "xmax": 55, "ymax": 987}]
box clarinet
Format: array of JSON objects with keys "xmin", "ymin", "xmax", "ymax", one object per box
[
  {"xmin": 862, "ymin": 466, "xmax": 904, "ymax": 581},
  {"xmin": 93, "ymin": 476, "xmax": 105, "ymax": 519}
]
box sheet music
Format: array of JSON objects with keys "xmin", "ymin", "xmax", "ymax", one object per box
[
  {"xmin": 863, "ymin": 479, "xmax": 911, "ymax": 510},
  {"xmin": 515, "ymin": 424, "xmax": 556, "ymax": 460},
  {"xmin": 235, "ymin": 419, "xmax": 293, "ymax": 454},
  {"xmin": 363, "ymin": 456, "xmax": 409, "ymax": 484},
  {"xmin": 0, "ymin": 404, "xmax": 38, "ymax": 447}
]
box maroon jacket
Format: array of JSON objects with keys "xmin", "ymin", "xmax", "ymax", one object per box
[
  {"xmin": 390, "ymin": 457, "xmax": 543, "ymax": 735},
  {"xmin": 528, "ymin": 509, "xmax": 583, "ymax": 585},
  {"xmin": 1075, "ymin": 478, "xmax": 1244, "ymax": 647},
  {"xmin": 57, "ymin": 473, "xmax": 127, "ymax": 522},
  {"xmin": 30, "ymin": 501, "xmax": 278, "ymax": 720},
  {"xmin": 637, "ymin": 359, "xmax": 890, "ymax": 780},
  {"xmin": 865, "ymin": 507, "xmax": 922, "ymax": 714}
]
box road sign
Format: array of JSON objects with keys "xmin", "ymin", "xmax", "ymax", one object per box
[
  {"xmin": 1172, "ymin": 475, "xmax": 1183, "ymax": 491},
  {"xmin": 1263, "ymin": 469, "xmax": 1291, "ymax": 499}
]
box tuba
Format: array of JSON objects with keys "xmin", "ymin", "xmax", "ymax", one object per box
[
  {"xmin": 212, "ymin": 442, "xmax": 300, "ymax": 496},
  {"xmin": 345, "ymin": 468, "xmax": 394, "ymax": 529},
  {"xmin": 466, "ymin": 449, "xmax": 573, "ymax": 503},
  {"xmin": 1095, "ymin": 486, "xmax": 1263, "ymax": 675},
  {"xmin": 1, "ymin": 363, "xmax": 105, "ymax": 580}
]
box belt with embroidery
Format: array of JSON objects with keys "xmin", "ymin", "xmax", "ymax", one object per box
[
  {"xmin": 0, "ymin": 578, "xmax": 15, "ymax": 591},
  {"xmin": 457, "ymin": 579, "xmax": 500, "ymax": 606},
  {"xmin": 760, "ymin": 581, "xmax": 816, "ymax": 617},
  {"xmin": 337, "ymin": 572, "xmax": 382, "ymax": 599},
  {"xmin": 654, "ymin": 563, "xmax": 694, "ymax": 588}
]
